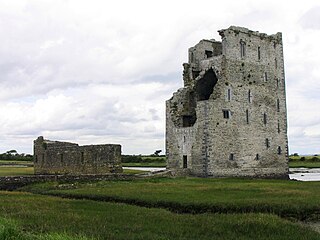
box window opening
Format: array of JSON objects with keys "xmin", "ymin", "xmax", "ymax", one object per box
[
  {"xmin": 248, "ymin": 90, "xmax": 252, "ymax": 103},
  {"xmin": 275, "ymin": 58, "xmax": 278, "ymax": 69},
  {"xmin": 277, "ymin": 121, "xmax": 280, "ymax": 133},
  {"xmin": 265, "ymin": 138, "xmax": 270, "ymax": 149},
  {"xmin": 227, "ymin": 88, "xmax": 231, "ymax": 101},
  {"xmin": 264, "ymin": 72, "xmax": 268, "ymax": 81},
  {"xmin": 183, "ymin": 155, "xmax": 188, "ymax": 168},
  {"xmin": 240, "ymin": 40, "xmax": 246, "ymax": 58},
  {"xmin": 263, "ymin": 113, "xmax": 267, "ymax": 125},
  {"xmin": 229, "ymin": 153, "xmax": 234, "ymax": 161},
  {"xmin": 277, "ymin": 146, "xmax": 282, "ymax": 155},
  {"xmin": 277, "ymin": 99, "xmax": 280, "ymax": 112},
  {"xmin": 256, "ymin": 154, "xmax": 260, "ymax": 160},
  {"xmin": 258, "ymin": 47, "xmax": 261, "ymax": 60},
  {"xmin": 246, "ymin": 109, "xmax": 249, "ymax": 124},
  {"xmin": 223, "ymin": 110, "xmax": 230, "ymax": 119},
  {"xmin": 205, "ymin": 50, "xmax": 213, "ymax": 58},
  {"xmin": 81, "ymin": 152, "xmax": 84, "ymax": 164}
]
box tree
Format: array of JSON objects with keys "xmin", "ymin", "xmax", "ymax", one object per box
[{"xmin": 154, "ymin": 150, "xmax": 162, "ymax": 156}]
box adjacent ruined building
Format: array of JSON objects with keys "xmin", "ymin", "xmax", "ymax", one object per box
[
  {"xmin": 33, "ymin": 136, "xmax": 122, "ymax": 174},
  {"xmin": 166, "ymin": 26, "xmax": 289, "ymax": 178}
]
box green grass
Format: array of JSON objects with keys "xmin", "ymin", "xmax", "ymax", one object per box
[
  {"xmin": 122, "ymin": 162, "xmax": 166, "ymax": 167},
  {"xmin": 0, "ymin": 166, "xmax": 34, "ymax": 176},
  {"xmin": 0, "ymin": 191, "xmax": 318, "ymax": 239},
  {"xmin": 22, "ymin": 177, "xmax": 320, "ymax": 221},
  {"xmin": 289, "ymin": 161, "xmax": 320, "ymax": 168}
]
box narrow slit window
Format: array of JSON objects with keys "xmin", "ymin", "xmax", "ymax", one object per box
[
  {"xmin": 223, "ymin": 110, "xmax": 230, "ymax": 119},
  {"xmin": 264, "ymin": 72, "xmax": 268, "ymax": 81},
  {"xmin": 256, "ymin": 154, "xmax": 260, "ymax": 160},
  {"xmin": 277, "ymin": 121, "xmax": 280, "ymax": 133},
  {"xmin": 248, "ymin": 89, "xmax": 252, "ymax": 103},
  {"xmin": 229, "ymin": 153, "xmax": 234, "ymax": 161},
  {"xmin": 60, "ymin": 153, "xmax": 63, "ymax": 163},
  {"xmin": 246, "ymin": 109, "xmax": 249, "ymax": 124},
  {"xmin": 240, "ymin": 40, "xmax": 246, "ymax": 58},
  {"xmin": 275, "ymin": 58, "xmax": 278, "ymax": 69},
  {"xmin": 263, "ymin": 113, "xmax": 267, "ymax": 125},
  {"xmin": 183, "ymin": 155, "xmax": 188, "ymax": 168},
  {"xmin": 258, "ymin": 47, "xmax": 261, "ymax": 60},
  {"xmin": 277, "ymin": 99, "xmax": 280, "ymax": 112},
  {"xmin": 265, "ymin": 138, "xmax": 270, "ymax": 149},
  {"xmin": 81, "ymin": 152, "xmax": 84, "ymax": 164},
  {"xmin": 227, "ymin": 88, "xmax": 231, "ymax": 101},
  {"xmin": 276, "ymin": 79, "xmax": 279, "ymax": 88},
  {"xmin": 277, "ymin": 146, "xmax": 282, "ymax": 155}
]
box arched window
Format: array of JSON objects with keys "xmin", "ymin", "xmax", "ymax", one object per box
[{"xmin": 240, "ymin": 40, "xmax": 246, "ymax": 58}]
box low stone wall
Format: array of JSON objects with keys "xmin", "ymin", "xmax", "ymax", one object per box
[{"xmin": 0, "ymin": 174, "xmax": 134, "ymax": 191}]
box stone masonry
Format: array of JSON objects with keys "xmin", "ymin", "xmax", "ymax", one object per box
[
  {"xmin": 33, "ymin": 136, "xmax": 122, "ymax": 174},
  {"xmin": 166, "ymin": 26, "xmax": 289, "ymax": 178}
]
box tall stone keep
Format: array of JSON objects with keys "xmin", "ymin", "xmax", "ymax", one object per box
[{"xmin": 166, "ymin": 26, "xmax": 289, "ymax": 178}]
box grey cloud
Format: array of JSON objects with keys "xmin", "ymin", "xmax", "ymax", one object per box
[{"xmin": 299, "ymin": 6, "xmax": 320, "ymax": 30}]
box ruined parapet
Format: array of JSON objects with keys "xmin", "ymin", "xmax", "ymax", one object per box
[
  {"xmin": 33, "ymin": 136, "xmax": 122, "ymax": 175},
  {"xmin": 166, "ymin": 26, "xmax": 289, "ymax": 179}
]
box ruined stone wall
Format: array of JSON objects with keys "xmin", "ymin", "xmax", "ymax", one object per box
[
  {"xmin": 166, "ymin": 26, "xmax": 289, "ymax": 179},
  {"xmin": 34, "ymin": 136, "xmax": 122, "ymax": 174}
]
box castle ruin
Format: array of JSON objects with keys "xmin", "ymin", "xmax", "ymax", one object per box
[
  {"xmin": 166, "ymin": 26, "xmax": 289, "ymax": 178},
  {"xmin": 33, "ymin": 136, "xmax": 122, "ymax": 174}
]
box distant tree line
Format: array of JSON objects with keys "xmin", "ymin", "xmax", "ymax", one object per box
[
  {"xmin": 0, "ymin": 150, "xmax": 33, "ymax": 161},
  {"xmin": 122, "ymin": 154, "xmax": 166, "ymax": 163}
]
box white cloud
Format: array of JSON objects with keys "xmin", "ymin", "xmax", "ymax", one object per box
[{"xmin": 0, "ymin": 0, "xmax": 319, "ymax": 154}]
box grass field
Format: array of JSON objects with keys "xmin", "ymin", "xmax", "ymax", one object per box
[
  {"xmin": 289, "ymin": 161, "xmax": 320, "ymax": 168},
  {"xmin": 0, "ymin": 166, "xmax": 34, "ymax": 176},
  {"xmin": 0, "ymin": 190, "xmax": 318, "ymax": 239},
  {"xmin": 22, "ymin": 177, "xmax": 320, "ymax": 221}
]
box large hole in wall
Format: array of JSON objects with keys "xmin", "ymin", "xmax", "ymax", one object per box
[{"xmin": 195, "ymin": 68, "xmax": 218, "ymax": 101}]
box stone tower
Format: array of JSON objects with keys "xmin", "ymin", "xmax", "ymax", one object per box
[{"xmin": 166, "ymin": 26, "xmax": 289, "ymax": 178}]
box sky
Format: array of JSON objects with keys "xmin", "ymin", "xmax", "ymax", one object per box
[{"xmin": 0, "ymin": 0, "xmax": 319, "ymax": 155}]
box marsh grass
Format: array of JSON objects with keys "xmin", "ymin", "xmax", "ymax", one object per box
[
  {"xmin": 0, "ymin": 191, "xmax": 319, "ymax": 240},
  {"xmin": 23, "ymin": 177, "xmax": 320, "ymax": 221},
  {"xmin": 0, "ymin": 166, "xmax": 34, "ymax": 176}
]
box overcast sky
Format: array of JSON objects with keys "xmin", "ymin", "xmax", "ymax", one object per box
[{"xmin": 0, "ymin": 0, "xmax": 319, "ymax": 155}]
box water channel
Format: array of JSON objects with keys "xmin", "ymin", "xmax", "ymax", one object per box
[{"xmin": 123, "ymin": 167, "xmax": 320, "ymax": 181}]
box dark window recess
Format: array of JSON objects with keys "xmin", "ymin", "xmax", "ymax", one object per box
[
  {"xmin": 258, "ymin": 47, "xmax": 261, "ymax": 60},
  {"xmin": 278, "ymin": 121, "xmax": 280, "ymax": 133},
  {"xmin": 277, "ymin": 99, "xmax": 280, "ymax": 112},
  {"xmin": 278, "ymin": 146, "xmax": 282, "ymax": 155},
  {"xmin": 223, "ymin": 110, "xmax": 230, "ymax": 119},
  {"xmin": 205, "ymin": 50, "xmax": 213, "ymax": 58},
  {"xmin": 246, "ymin": 109, "xmax": 249, "ymax": 124},
  {"xmin": 60, "ymin": 153, "xmax": 64, "ymax": 163},
  {"xmin": 81, "ymin": 152, "xmax": 84, "ymax": 164},
  {"xmin": 240, "ymin": 40, "xmax": 246, "ymax": 58},
  {"xmin": 227, "ymin": 88, "xmax": 231, "ymax": 101},
  {"xmin": 263, "ymin": 113, "xmax": 267, "ymax": 125},
  {"xmin": 275, "ymin": 58, "xmax": 278, "ymax": 69},
  {"xmin": 277, "ymin": 79, "xmax": 279, "ymax": 88},
  {"xmin": 192, "ymin": 70, "xmax": 200, "ymax": 79},
  {"xmin": 195, "ymin": 68, "xmax": 218, "ymax": 101},
  {"xmin": 183, "ymin": 115, "xmax": 195, "ymax": 127},
  {"xmin": 265, "ymin": 138, "xmax": 270, "ymax": 149},
  {"xmin": 264, "ymin": 72, "xmax": 268, "ymax": 81},
  {"xmin": 256, "ymin": 154, "xmax": 260, "ymax": 160},
  {"xmin": 229, "ymin": 153, "xmax": 234, "ymax": 161},
  {"xmin": 183, "ymin": 155, "xmax": 188, "ymax": 168},
  {"xmin": 183, "ymin": 136, "xmax": 186, "ymax": 143},
  {"xmin": 248, "ymin": 89, "xmax": 252, "ymax": 103}
]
